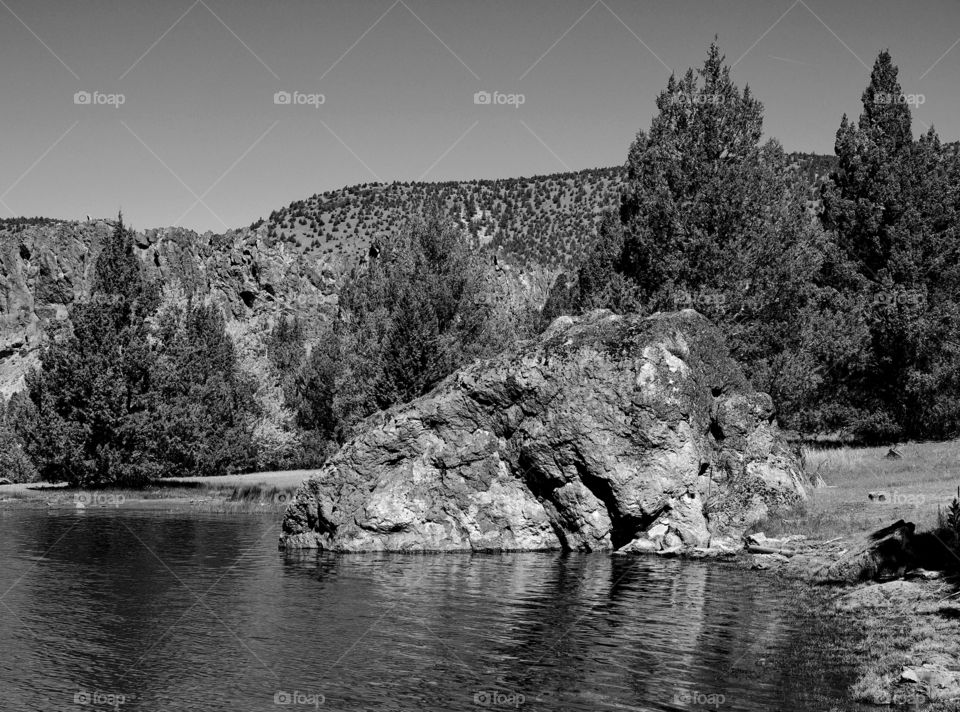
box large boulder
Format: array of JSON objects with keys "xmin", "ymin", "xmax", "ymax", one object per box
[{"xmin": 281, "ymin": 309, "xmax": 808, "ymax": 553}]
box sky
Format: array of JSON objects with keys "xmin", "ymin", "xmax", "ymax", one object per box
[{"xmin": 1, "ymin": 0, "xmax": 959, "ymax": 232}]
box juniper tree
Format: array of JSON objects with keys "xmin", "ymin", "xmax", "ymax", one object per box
[
  {"xmin": 821, "ymin": 50, "xmax": 960, "ymax": 441},
  {"xmin": 25, "ymin": 216, "xmax": 160, "ymax": 486},
  {"xmin": 559, "ymin": 43, "xmax": 854, "ymax": 431},
  {"xmin": 149, "ymin": 301, "xmax": 259, "ymax": 477}
]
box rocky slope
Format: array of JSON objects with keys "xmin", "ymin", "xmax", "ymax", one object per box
[{"xmin": 280, "ymin": 309, "xmax": 808, "ymax": 553}]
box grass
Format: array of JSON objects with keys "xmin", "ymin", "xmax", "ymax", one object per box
[
  {"xmin": 0, "ymin": 470, "xmax": 309, "ymax": 513},
  {"xmin": 794, "ymin": 579, "xmax": 960, "ymax": 711},
  {"xmin": 757, "ymin": 441, "xmax": 960, "ymax": 541}
]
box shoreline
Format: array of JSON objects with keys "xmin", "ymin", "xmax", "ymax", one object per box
[
  {"xmin": 732, "ymin": 439, "xmax": 960, "ymax": 708},
  {"xmin": 747, "ymin": 543, "xmax": 960, "ymax": 709},
  {"xmin": 0, "ymin": 469, "xmax": 313, "ymax": 513}
]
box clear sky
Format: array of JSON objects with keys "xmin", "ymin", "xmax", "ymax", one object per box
[{"xmin": 1, "ymin": 0, "xmax": 958, "ymax": 231}]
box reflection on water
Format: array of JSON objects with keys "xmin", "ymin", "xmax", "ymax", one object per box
[{"xmin": 0, "ymin": 510, "xmax": 862, "ymax": 711}]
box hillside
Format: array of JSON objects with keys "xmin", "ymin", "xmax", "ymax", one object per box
[
  {"xmin": 0, "ymin": 152, "xmax": 838, "ymax": 396},
  {"xmin": 263, "ymin": 152, "xmax": 839, "ymax": 271},
  {"xmin": 261, "ymin": 166, "xmax": 625, "ymax": 271}
]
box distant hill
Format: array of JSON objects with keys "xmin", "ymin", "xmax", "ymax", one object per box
[
  {"xmin": 261, "ymin": 166, "xmax": 625, "ymax": 271},
  {"xmin": 263, "ymin": 152, "xmax": 839, "ymax": 271}
]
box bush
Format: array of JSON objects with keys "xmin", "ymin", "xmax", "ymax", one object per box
[{"xmin": 0, "ymin": 396, "xmax": 37, "ymax": 483}]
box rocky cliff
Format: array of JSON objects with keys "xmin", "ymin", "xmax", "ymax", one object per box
[
  {"xmin": 0, "ymin": 219, "xmax": 338, "ymax": 395},
  {"xmin": 280, "ymin": 309, "xmax": 808, "ymax": 553}
]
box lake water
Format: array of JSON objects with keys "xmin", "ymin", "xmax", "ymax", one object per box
[{"xmin": 0, "ymin": 510, "xmax": 864, "ymax": 712}]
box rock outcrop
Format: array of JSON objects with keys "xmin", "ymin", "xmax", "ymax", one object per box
[{"xmin": 280, "ymin": 309, "xmax": 808, "ymax": 553}]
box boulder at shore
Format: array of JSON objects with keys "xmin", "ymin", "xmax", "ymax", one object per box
[{"xmin": 280, "ymin": 309, "xmax": 808, "ymax": 553}]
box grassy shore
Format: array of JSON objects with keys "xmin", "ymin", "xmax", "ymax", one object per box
[
  {"xmin": 789, "ymin": 441, "xmax": 960, "ymax": 539},
  {"xmin": 776, "ymin": 441, "xmax": 960, "ymax": 709},
  {"xmin": 0, "ymin": 469, "xmax": 313, "ymax": 513}
]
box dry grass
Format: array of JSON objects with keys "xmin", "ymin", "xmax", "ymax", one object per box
[
  {"xmin": 166, "ymin": 469, "xmax": 316, "ymax": 489},
  {"xmin": 0, "ymin": 470, "xmax": 311, "ymax": 513},
  {"xmin": 829, "ymin": 580, "xmax": 960, "ymax": 710},
  {"xmin": 758, "ymin": 441, "xmax": 960, "ymax": 541}
]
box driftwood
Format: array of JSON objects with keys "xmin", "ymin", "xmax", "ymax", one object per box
[{"xmin": 746, "ymin": 545, "xmax": 797, "ymax": 557}]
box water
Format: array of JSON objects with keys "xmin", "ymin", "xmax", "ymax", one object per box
[{"xmin": 0, "ymin": 509, "xmax": 862, "ymax": 712}]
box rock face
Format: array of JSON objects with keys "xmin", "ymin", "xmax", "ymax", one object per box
[
  {"xmin": 0, "ymin": 219, "xmax": 338, "ymax": 396},
  {"xmin": 281, "ymin": 309, "xmax": 808, "ymax": 553}
]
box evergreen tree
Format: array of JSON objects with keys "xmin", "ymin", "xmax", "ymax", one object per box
[
  {"xmin": 23, "ymin": 216, "xmax": 259, "ymax": 483},
  {"xmin": 92, "ymin": 215, "xmax": 158, "ymax": 316},
  {"xmin": 551, "ymin": 43, "xmax": 853, "ymax": 431},
  {"xmin": 150, "ymin": 302, "xmax": 259, "ymax": 477},
  {"xmin": 294, "ymin": 327, "xmax": 342, "ymax": 451},
  {"xmin": 376, "ymin": 280, "xmax": 441, "ymax": 407},
  {"xmin": 565, "ymin": 214, "xmax": 640, "ymax": 315},
  {"xmin": 266, "ymin": 315, "xmax": 307, "ymax": 405},
  {"xmin": 0, "ymin": 395, "xmax": 37, "ymax": 483},
  {"xmin": 821, "ymin": 50, "xmax": 960, "ymax": 441},
  {"xmin": 25, "ymin": 216, "xmax": 160, "ymax": 486},
  {"xmin": 291, "ymin": 209, "xmax": 521, "ymax": 453}
]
